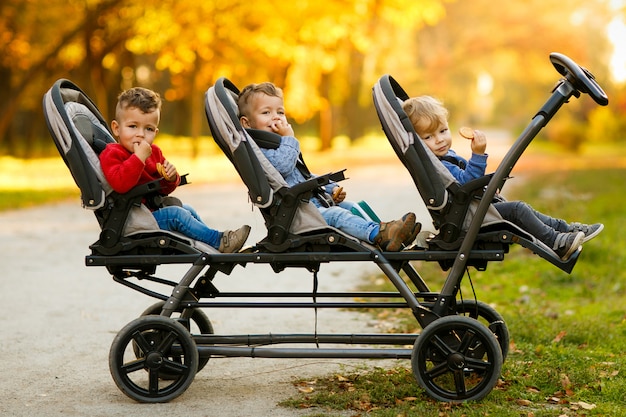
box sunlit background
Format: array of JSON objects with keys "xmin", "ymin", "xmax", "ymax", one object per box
[{"xmin": 1, "ymin": 0, "xmax": 625, "ymax": 190}]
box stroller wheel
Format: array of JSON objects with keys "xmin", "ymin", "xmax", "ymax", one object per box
[
  {"xmin": 137, "ymin": 301, "xmax": 214, "ymax": 377},
  {"xmin": 455, "ymin": 300, "xmax": 509, "ymax": 360},
  {"xmin": 411, "ymin": 315, "xmax": 502, "ymax": 402},
  {"xmin": 109, "ymin": 315, "xmax": 198, "ymax": 403}
]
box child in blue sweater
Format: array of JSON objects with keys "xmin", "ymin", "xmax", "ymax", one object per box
[
  {"xmin": 237, "ymin": 82, "xmax": 419, "ymax": 251},
  {"xmin": 402, "ymin": 95, "xmax": 603, "ymax": 261}
]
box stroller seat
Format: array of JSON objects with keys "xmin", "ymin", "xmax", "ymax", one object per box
[
  {"xmin": 43, "ymin": 79, "xmax": 218, "ymax": 271},
  {"xmin": 204, "ymin": 77, "xmax": 378, "ymax": 255},
  {"xmin": 373, "ymin": 74, "xmax": 580, "ymax": 273}
]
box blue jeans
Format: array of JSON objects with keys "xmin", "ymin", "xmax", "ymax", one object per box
[
  {"xmin": 494, "ymin": 201, "xmax": 569, "ymax": 246},
  {"xmin": 152, "ymin": 204, "xmax": 221, "ymax": 248},
  {"xmin": 318, "ymin": 202, "xmax": 379, "ymax": 242}
]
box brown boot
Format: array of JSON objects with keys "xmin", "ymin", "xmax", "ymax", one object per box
[
  {"xmin": 374, "ymin": 212, "xmax": 417, "ymax": 251},
  {"xmin": 218, "ymin": 225, "xmax": 251, "ymax": 253},
  {"xmin": 404, "ymin": 219, "xmax": 422, "ymax": 247}
]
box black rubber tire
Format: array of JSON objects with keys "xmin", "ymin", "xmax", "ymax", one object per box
[
  {"xmin": 411, "ymin": 315, "xmax": 503, "ymax": 402},
  {"xmin": 137, "ymin": 301, "xmax": 213, "ymax": 375},
  {"xmin": 455, "ymin": 299, "xmax": 509, "ymax": 360},
  {"xmin": 109, "ymin": 315, "xmax": 198, "ymax": 403}
]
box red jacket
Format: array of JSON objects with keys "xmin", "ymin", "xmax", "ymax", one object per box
[{"xmin": 99, "ymin": 143, "xmax": 180, "ymax": 195}]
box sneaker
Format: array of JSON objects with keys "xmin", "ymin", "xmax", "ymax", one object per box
[
  {"xmin": 375, "ymin": 212, "xmax": 417, "ymax": 251},
  {"xmin": 218, "ymin": 225, "xmax": 251, "ymax": 253},
  {"xmin": 552, "ymin": 231, "xmax": 585, "ymax": 261},
  {"xmin": 568, "ymin": 222, "xmax": 604, "ymax": 243}
]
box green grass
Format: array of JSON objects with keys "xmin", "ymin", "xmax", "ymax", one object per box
[
  {"xmin": 280, "ymin": 168, "xmax": 626, "ymax": 416},
  {"xmin": 0, "ymin": 189, "xmax": 79, "ymax": 211}
]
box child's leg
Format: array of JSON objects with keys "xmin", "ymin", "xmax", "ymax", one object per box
[
  {"xmin": 319, "ymin": 206, "xmax": 378, "ymax": 242},
  {"xmin": 493, "ymin": 201, "xmax": 583, "ymax": 259},
  {"xmin": 152, "ymin": 206, "xmax": 221, "ymax": 248},
  {"xmin": 182, "ymin": 203, "xmax": 203, "ymax": 221},
  {"xmin": 494, "ymin": 201, "xmax": 557, "ymax": 244},
  {"xmin": 530, "ymin": 207, "xmax": 570, "ymax": 232}
]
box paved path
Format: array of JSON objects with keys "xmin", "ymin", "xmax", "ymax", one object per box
[{"xmin": 0, "ymin": 160, "xmax": 436, "ymax": 417}]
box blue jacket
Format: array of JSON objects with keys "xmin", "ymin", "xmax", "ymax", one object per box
[
  {"xmin": 258, "ymin": 135, "xmax": 334, "ymax": 207},
  {"xmin": 440, "ymin": 149, "xmax": 488, "ymax": 185}
]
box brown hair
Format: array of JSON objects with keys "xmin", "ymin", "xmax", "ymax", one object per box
[
  {"xmin": 237, "ymin": 82, "xmax": 283, "ymax": 117},
  {"xmin": 115, "ymin": 87, "xmax": 162, "ymax": 120},
  {"xmin": 402, "ymin": 96, "xmax": 448, "ymax": 134}
]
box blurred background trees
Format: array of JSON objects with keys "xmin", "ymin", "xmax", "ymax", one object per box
[{"xmin": 1, "ymin": 0, "xmax": 624, "ymax": 157}]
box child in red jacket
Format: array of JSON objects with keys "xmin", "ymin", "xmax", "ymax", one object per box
[{"xmin": 100, "ymin": 87, "xmax": 250, "ymax": 253}]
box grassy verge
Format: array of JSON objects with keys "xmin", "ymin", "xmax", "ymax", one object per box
[
  {"xmin": 280, "ymin": 168, "xmax": 626, "ymax": 416},
  {"xmin": 0, "ymin": 189, "xmax": 79, "ymax": 211}
]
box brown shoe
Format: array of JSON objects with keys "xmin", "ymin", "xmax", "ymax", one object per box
[
  {"xmin": 218, "ymin": 225, "xmax": 251, "ymax": 253},
  {"xmin": 404, "ymin": 219, "xmax": 422, "ymax": 247},
  {"xmin": 374, "ymin": 212, "xmax": 417, "ymax": 251}
]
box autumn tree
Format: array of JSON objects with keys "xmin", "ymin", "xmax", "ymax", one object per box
[{"xmin": 0, "ymin": 0, "xmax": 621, "ymax": 157}]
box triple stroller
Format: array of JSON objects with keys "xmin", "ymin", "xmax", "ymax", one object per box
[{"xmin": 43, "ymin": 52, "xmax": 608, "ymax": 403}]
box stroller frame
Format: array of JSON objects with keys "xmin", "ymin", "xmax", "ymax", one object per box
[{"xmin": 43, "ymin": 53, "xmax": 607, "ymax": 404}]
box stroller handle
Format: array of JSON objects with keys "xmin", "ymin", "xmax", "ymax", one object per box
[{"xmin": 550, "ymin": 52, "xmax": 608, "ymax": 106}]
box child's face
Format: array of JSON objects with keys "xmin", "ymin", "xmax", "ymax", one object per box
[
  {"xmin": 111, "ymin": 106, "xmax": 160, "ymax": 152},
  {"xmin": 416, "ymin": 121, "xmax": 453, "ymax": 157},
  {"xmin": 240, "ymin": 93, "xmax": 287, "ymax": 132}
]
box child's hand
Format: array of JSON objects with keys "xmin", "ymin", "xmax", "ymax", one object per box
[
  {"xmin": 271, "ymin": 119, "xmax": 295, "ymax": 137},
  {"xmin": 134, "ymin": 140, "xmax": 152, "ymax": 162},
  {"xmin": 158, "ymin": 160, "xmax": 178, "ymax": 182},
  {"xmin": 459, "ymin": 127, "xmax": 487, "ymax": 155},
  {"xmin": 332, "ymin": 186, "xmax": 346, "ymax": 203}
]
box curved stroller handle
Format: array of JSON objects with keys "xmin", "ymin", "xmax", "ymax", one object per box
[{"xmin": 550, "ymin": 52, "xmax": 608, "ymax": 106}]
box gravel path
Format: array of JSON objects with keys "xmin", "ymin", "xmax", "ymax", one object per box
[{"xmin": 0, "ymin": 161, "xmax": 433, "ymax": 417}]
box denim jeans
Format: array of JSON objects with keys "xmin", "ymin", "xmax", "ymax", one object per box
[
  {"xmin": 318, "ymin": 202, "xmax": 379, "ymax": 242},
  {"xmin": 152, "ymin": 204, "xmax": 221, "ymax": 248},
  {"xmin": 494, "ymin": 201, "xmax": 569, "ymax": 246}
]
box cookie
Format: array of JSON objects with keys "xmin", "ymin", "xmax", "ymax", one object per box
[
  {"xmin": 459, "ymin": 127, "xmax": 475, "ymax": 139},
  {"xmin": 332, "ymin": 186, "xmax": 344, "ymax": 200},
  {"xmin": 156, "ymin": 162, "xmax": 175, "ymax": 182}
]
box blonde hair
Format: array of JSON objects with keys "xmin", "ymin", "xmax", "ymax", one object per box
[
  {"xmin": 237, "ymin": 82, "xmax": 284, "ymax": 117},
  {"xmin": 402, "ymin": 96, "xmax": 448, "ymax": 134}
]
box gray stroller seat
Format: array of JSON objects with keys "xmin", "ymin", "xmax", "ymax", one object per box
[{"xmin": 43, "ymin": 79, "xmax": 217, "ymax": 269}]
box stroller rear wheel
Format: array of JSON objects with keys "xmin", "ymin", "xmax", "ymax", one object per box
[
  {"xmin": 137, "ymin": 301, "xmax": 214, "ymax": 377},
  {"xmin": 455, "ymin": 299, "xmax": 509, "ymax": 359},
  {"xmin": 411, "ymin": 315, "xmax": 503, "ymax": 402},
  {"xmin": 109, "ymin": 315, "xmax": 198, "ymax": 403}
]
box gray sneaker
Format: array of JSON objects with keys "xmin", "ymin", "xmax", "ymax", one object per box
[
  {"xmin": 568, "ymin": 222, "xmax": 604, "ymax": 243},
  {"xmin": 552, "ymin": 231, "xmax": 585, "ymax": 261},
  {"xmin": 218, "ymin": 225, "xmax": 251, "ymax": 253}
]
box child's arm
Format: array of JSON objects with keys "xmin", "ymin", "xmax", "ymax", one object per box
[
  {"xmin": 443, "ymin": 153, "xmax": 488, "ymax": 185},
  {"xmin": 260, "ymin": 135, "xmax": 301, "ymax": 177},
  {"xmin": 152, "ymin": 146, "xmax": 180, "ymax": 195},
  {"xmin": 446, "ymin": 128, "xmax": 488, "ymax": 185},
  {"xmin": 460, "ymin": 127, "xmax": 487, "ymax": 155},
  {"xmin": 100, "ymin": 144, "xmax": 146, "ymax": 194}
]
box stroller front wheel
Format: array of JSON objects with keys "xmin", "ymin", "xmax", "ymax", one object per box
[{"xmin": 411, "ymin": 315, "xmax": 503, "ymax": 402}]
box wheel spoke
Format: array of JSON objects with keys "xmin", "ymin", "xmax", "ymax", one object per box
[
  {"xmin": 424, "ymin": 361, "xmax": 449, "ymax": 379},
  {"xmin": 465, "ymin": 357, "xmax": 491, "ymax": 372},
  {"xmin": 430, "ymin": 334, "xmax": 456, "ymax": 357},
  {"xmin": 161, "ymin": 358, "xmax": 189, "ymax": 376},
  {"xmin": 457, "ymin": 329, "xmax": 477, "ymax": 354},
  {"xmin": 132, "ymin": 331, "xmax": 154, "ymax": 354},
  {"xmin": 157, "ymin": 330, "xmax": 178, "ymax": 352},
  {"xmin": 149, "ymin": 369, "xmax": 160, "ymax": 394},
  {"xmin": 453, "ymin": 369, "xmax": 467, "ymax": 394},
  {"xmin": 121, "ymin": 358, "xmax": 146, "ymax": 375}
]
